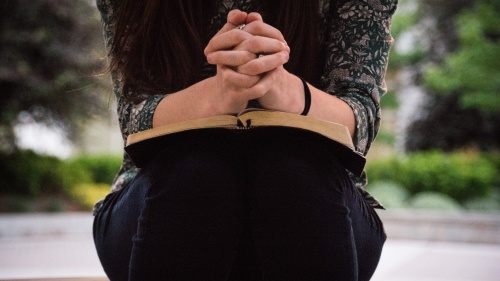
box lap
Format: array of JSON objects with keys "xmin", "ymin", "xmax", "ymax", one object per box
[{"xmin": 94, "ymin": 129, "xmax": 385, "ymax": 281}]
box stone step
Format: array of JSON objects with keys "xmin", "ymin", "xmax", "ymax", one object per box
[
  {"xmin": 1, "ymin": 211, "xmax": 499, "ymax": 244},
  {"xmin": 379, "ymin": 210, "xmax": 500, "ymax": 244}
]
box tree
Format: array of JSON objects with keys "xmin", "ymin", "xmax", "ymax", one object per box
[
  {"xmin": 0, "ymin": 0, "xmax": 108, "ymax": 152},
  {"xmin": 395, "ymin": 0, "xmax": 500, "ymax": 152},
  {"xmin": 424, "ymin": 0, "xmax": 500, "ymax": 113}
]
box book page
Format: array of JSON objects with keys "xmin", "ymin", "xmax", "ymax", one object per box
[
  {"xmin": 126, "ymin": 115, "xmax": 238, "ymax": 146},
  {"xmin": 239, "ymin": 111, "xmax": 355, "ymax": 151}
]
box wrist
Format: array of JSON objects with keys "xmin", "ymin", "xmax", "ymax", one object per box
[
  {"xmin": 204, "ymin": 76, "xmax": 234, "ymax": 116},
  {"xmin": 284, "ymin": 73, "xmax": 306, "ymax": 114},
  {"xmin": 205, "ymin": 76, "xmax": 250, "ymax": 115},
  {"xmin": 202, "ymin": 77, "xmax": 222, "ymax": 115},
  {"xmin": 299, "ymin": 77, "xmax": 311, "ymax": 116},
  {"xmin": 257, "ymin": 71, "xmax": 304, "ymax": 114}
]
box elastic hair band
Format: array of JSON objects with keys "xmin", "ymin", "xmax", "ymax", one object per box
[{"xmin": 299, "ymin": 77, "xmax": 311, "ymax": 116}]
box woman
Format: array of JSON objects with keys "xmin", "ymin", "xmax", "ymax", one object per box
[{"xmin": 93, "ymin": 0, "xmax": 397, "ymax": 280}]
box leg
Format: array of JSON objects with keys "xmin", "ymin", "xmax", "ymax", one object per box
[
  {"xmin": 246, "ymin": 129, "xmax": 385, "ymax": 280},
  {"xmin": 128, "ymin": 132, "xmax": 247, "ymax": 281},
  {"xmin": 93, "ymin": 170, "xmax": 149, "ymax": 281},
  {"xmin": 226, "ymin": 219, "xmax": 264, "ymax": 281},
  {"xmin": 344, "ymin": 186, "xmax": 386, "ymax": 281}
]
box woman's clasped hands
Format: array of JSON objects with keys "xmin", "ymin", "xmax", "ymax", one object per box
[{"xmin": 204, "ymin": 10, "xmax": 304, "ymax": 115}]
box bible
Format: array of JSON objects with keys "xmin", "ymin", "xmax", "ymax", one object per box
[{"xmin": 125, "ymin": 109, "xmax": 366, "ymax": 176}]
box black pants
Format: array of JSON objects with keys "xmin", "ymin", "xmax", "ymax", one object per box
[{"xmin": 93, "ymin": 129, "xmax": 386, "ymax": 281}]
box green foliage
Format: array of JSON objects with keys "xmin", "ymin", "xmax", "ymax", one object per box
[
  {"xmin": 366, "ymin": 151, "xmax": 498, "ymax": 203},
  {"xmin": 1, "ymin": 195, "xmax": 34, "ymax": 213},
  {"xmin": 380, "ymin": 91, "xmax": 399, "ymax": 109},
  {"xmin": 387, "ymin": 0, "xmax": 427, "ymax": 70},
  {"xmin": 0, "ymin": 0, "xmax": 108, "ymax": 151},
  {"xmin": 464, "ymin": 197, "xmax": 500, "ymax": 213},
  {"xmin": 403, "ymin": 92, "xmax": 500, "ymax": 152},
  {"xmin": 483, "ymin": 152, "xmax": 500, "ymax": 186},
  {"xmin": 0, "ymin": 150, "xmax": 121, "ymax": 198},
  {"xmin": 388, "ymin": 48, "xmax": 427, "ymax": 69},
  {"xmin": 68, "ymin": 154, "xmax": 122, "ymax": 184},
  {"xmin": 423, "ymin": 0, "xmax": 500, "ymax": 112},
  {"xmin": 366, "ymin": 156, "xmax": 400, "ymax": 183},
  {"xmin": 408, "ymin": 192, "xmax": 462, "ymax": 212},
  {"xmin": 0, "ymin": 149, "xmax": 120, "ymax": 211},
  {"xmin": 390, "ymin": 4, "xmax": 419, "ymax": 39},
  {"xmin": 366, "ymin": 181, "xmax": 409, "ymax": 209},
  {"xmin": 0, "ymin": 150, "xmax": 89, "ymax": 196},
  {"xmin": 397, "ymin": 0, "xmax": 500, "ymax": 152},
  {"xmin": 374, "ymin": 130, "xmax": 396, "ymax": 145},
  {"xmin": 44, "ymin": 199, "xmax": 65, "ymax": 213},
  {"xmin": 69, "ymin": 183, "xmax": 111, "ymax": 211}
]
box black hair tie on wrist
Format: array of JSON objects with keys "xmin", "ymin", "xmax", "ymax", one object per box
[{"xmin": 299, "ymin": 77, "xmax": 311, "ymax": 116}]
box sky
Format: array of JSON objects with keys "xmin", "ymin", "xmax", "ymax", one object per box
[{"xmin": 15, "ymin": 123, "xmax": 74, "ymax": 158}]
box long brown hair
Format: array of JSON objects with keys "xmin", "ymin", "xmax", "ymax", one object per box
[{"xmin": 110, "ymin": 0, "xmax": 323, "ymax": 101}]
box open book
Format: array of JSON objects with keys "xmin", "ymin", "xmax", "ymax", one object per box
[{"xmin": 125, "ymin": 109, "xmax": 366, "ymax": 176}]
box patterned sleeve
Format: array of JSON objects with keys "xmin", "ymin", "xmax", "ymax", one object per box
[
  {"xmin": 96, "ymin": 0, "xmax": 165, "ymax": 143},
  {"xmin": 320, "ymin": 0, "xmax": 397, "ymax": 155}
]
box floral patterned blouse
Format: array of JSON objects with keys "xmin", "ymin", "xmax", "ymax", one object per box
[{"xmin": 94, "ymin": 0, "xmax": 398, "ymax": 213}]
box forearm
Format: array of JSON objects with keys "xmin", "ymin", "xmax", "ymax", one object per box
[
  {"xmin": 308, "ymin": 84, "xmax": 356, "ymax": 138},
  {"xmin": 152, "ymin": 77, "xmax": 221, "ymax": 128},
  {"xmin": 261, "ymin": 72, "xmax": 356, "ymax": 139}
]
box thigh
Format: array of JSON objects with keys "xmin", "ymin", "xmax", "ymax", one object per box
[
  {"xmin": 93, "ymin": 171, "xmax": 149, "ymax": 281},
  {"xmin": 246, "ymin": 129, "xmax": 359, "ymax": 280},
  {"xmin": 345, "ymin": 186, "xmax": 387, "ymax": 281},
  {"xmin": 128, "ymin": 132, "xmax": 248, "ymax": 281}
]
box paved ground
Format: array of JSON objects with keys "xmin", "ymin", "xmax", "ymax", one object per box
[{"xmin": 1, "ymin": 213, "xmax": 499, "ymax": 281}]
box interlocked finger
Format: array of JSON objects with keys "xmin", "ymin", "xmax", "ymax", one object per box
[
  {"xmin": 238, "ymin": 69, "xmax": 277, "ymax": 101},
  {"xmin": 236, "ymin": 51, "xmax": 290, "ymax": 76},
  {"xmin": 240, "ymin": 20, "xmax": 286, "ymax": 44},
  {"xmin": 205, "ymin": 29, "xmax": 253, "ymax": 56},
  {"xmin": 218, "ymin": 65, "xmax": 261, "ymax": 89},
  {"xmin": 207, "ymin": 50, "xmax": 256, "ymax": 66},
  {"xmin": 233, "ymin": 36, "xmax": 289, "ymax": 57}
]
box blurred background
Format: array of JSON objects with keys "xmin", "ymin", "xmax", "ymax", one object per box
[
  {"xmin": 0, "ymin": 0, "xmax": 499, "ymax": 280},
  {"xmin": 0, "ymin": 0, "xmax": 498, "ymax": 215}
]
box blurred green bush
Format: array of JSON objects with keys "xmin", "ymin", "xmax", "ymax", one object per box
[
  {"xmin": 366, "ymin": 181, "xmax": 409, "ymax": 209},
  {"xmin": 67, "ymin": 154, "xmax": 122, "ymax": 184},
  {"xmin": 69, "ymin": 183, "xmax": 111, "ymax": 211},
  {"xmin": 2, "ymin": 149, "xmax": 498, "ymax": 212},
  {"xmin": 408, "ymin": 192, "xmax": 462, "ymax": 212},
  {"xmin": 0, "ymin": 150, "xmax": 120, "ymax": 210},
  {"xmin": 464, "ymin": 197, "xmax": 500, "ymax": 213},
  {"xmin": 366, "ymin": 151, "xmax": 498, "ymax": 203},
  {"xmin": 0, "ymin": 150, "xmax": 84, "ymax": 196}
]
